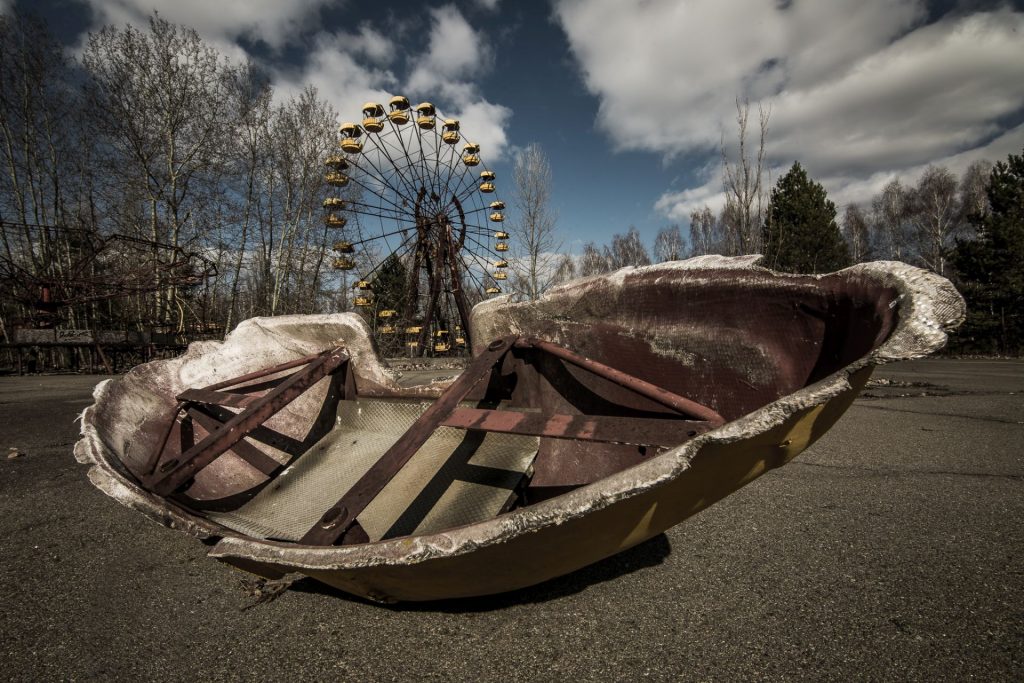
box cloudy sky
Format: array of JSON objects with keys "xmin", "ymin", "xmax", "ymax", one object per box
[{"xmin": 11, "ymin": 0, "xmax": 1024, "ymax": 251}]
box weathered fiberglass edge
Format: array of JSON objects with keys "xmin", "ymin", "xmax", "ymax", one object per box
[{"xmin": 73, "ymin": 255, "xmax": 965, "ymax": 572}]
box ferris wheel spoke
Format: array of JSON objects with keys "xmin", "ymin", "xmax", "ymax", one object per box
[
  {"xmin": 363, "ymin": 132, "xmax": 422, "ymax": 203},
  {"xmin": 340, "ymin": 169, "xmax": 414, "ymax": 217},
  {"xmin": 345, "ymin": 152, "xmax": 419, "ymax": 208}
]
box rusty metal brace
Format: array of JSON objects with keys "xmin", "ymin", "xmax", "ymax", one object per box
[{"xmin": 144, "ymin": 347, "xmax": 349, "ymax": 496}]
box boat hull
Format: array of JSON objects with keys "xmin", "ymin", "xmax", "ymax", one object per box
[{"xmin": 76, "ymin": 256, "xmax": 964, "ymax": 602}]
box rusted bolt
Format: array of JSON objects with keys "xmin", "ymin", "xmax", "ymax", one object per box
[{"xmin": 320, "ymin": 505, "xmax": 348, "ymax": 529}]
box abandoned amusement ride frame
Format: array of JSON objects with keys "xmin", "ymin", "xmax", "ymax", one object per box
[
  {"xmin": 0, "ymin": 220, "xmax": 217, "ymax": 371},
  {"xmin": 324, "ymin": 97, "xmax": 509, "ymax": 356}
]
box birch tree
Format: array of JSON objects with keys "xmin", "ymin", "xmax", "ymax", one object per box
[
  {"xmin": 510, "ymin": 143, "xmax": 560, "ymax": 300},
  {"xmin": 654, "ymin": 224, "xmax": 684, "ymax": 262},
  {"xmin": 721, "ymin": 98, "xmax": 770, "ymax": 255}
]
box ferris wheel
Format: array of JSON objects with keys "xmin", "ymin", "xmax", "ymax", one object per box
[{"xmin": 324, "ymin": 96, "xmax": 510, "ymax": 356}]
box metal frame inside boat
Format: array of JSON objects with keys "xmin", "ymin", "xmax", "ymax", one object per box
[{"xmin": 138, "ymin": 335, "xmax": 725, "ymax": 547}]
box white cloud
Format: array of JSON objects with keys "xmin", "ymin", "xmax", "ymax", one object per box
[
  {"xmin": 554, "ymin": 0, "xmax": 1024, "ymax": 218},
  {"xmin": 78, "ymin": 0, "xmax": 328, "ymax": 51},
  {"xmin": 407, "ymin": 5, "xmax": 491, "ymax": 94},
  {"xmin": 270, "ymin": 4, "xmax": 511, "ymax": 161},
  {"xmin": 76, "ymin": 0, "xmax": 512, "ymax": 162},
  {"xmin": 402, "ymin": 4, "xmax": 509, "ymax": 160},
  {"xmin": 275, "ymin": 31, "xmax": 399, "ymax": 121}
]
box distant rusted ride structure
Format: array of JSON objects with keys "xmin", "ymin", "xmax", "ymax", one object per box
[{"xmin": 0, "ymin": 220, "xmax": 216, "ymax": 372}]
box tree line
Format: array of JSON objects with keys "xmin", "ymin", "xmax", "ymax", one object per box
[
  {"xmin": 1, "ymin": 13, "xmax": 1019, "ymax": 358},
  {"xmin": 1, "ymin": 13, "xmax": 343, "ymax": 341}
]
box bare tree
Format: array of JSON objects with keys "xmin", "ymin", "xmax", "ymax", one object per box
[
  {"xmin": 84, "ymin": 15, "xmax": 232, "ymax": 330},
  {"xmin": 721, "ymin": 98, "xmax": 770, "ymax": 255},
  {"xmin": 549, "ymin": 252, "xmax": 576, "ymax": 287},
  {"xmin": 222, "ymin": 61, "xmax": 271, "ymax": 334},
  {"xmin": 842, "ymin": 204, "xmax": 872, "ymax": 263},
  {"xmin": 607, "ymin": 226, "xmax": 651, "ymax": 269},
  {"xmin": 578, "ymin": 242, "xmax": 609, "ymax": 277},
  {"xmin": 654, "ymin": 224, "xmax": 684, "ymax": 262},
  {"xmin": 909, "ymin": 165, "xmax": 961, "ymax": 276},
  {"xmin": 871, "ymin": 179, "xmax": 911, "ymax": 261},
  {"xmin": 264, "ymin": 88, "xmax": 337, "ymax": 315},
  {"xmin": 959, "ymin": 159, "xmax": 993, "ymax": 226},
  {"xmin": 510, "ymin": 143, "xmax": 560, "ymax": 300},
  {"xmin": 688, "ymin": 206, "xmax": 716, "ymax": 256}
]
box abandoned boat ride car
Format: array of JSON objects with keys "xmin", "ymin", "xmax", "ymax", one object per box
[{"xmin": 75, "ymin": 256, "xmax": 964, "ymax": 602}]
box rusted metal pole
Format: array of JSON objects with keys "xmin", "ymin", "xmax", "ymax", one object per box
[
  {"xmin": 442, "ymin": 407, "xmax": 713, "ymax": 446},
  {"xmin": 515, "ymin": 337, "xmax": 725, "ymax": 425},
  {"xmin": 299, "ymin": 336, "xmax": 515, "ymax": 546},
  {"xmin": 148, "ymin": 348, "xmax": 349, "ymax": 495},
  {"xmin": 200, "ymin": 349, "xmax": 333, "ymax": 392}
]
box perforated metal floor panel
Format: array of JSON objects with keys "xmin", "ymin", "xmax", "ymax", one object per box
[{"xmin": 207, "ymin": 399, "xmax": 539, "ymax": 542}]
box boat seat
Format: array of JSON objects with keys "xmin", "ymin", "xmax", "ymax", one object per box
[{"xmin": 207, "ymin": 398, "xmax": 539, "ymax": 542}]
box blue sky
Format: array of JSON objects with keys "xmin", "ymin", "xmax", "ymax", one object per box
[{"xmin": 9, "ymin": 0, "xmax": 1024, "ymax": 254}]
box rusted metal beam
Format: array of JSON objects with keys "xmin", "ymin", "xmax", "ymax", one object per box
[
  {"xmin": 201, "ymin": 350, "xmax": 332, "ymax": 392},
  {"xmin": 299, "ymin": 336, "xmax": 516, "ymax": 546},
  {"xmin": 147, "ymin": 348, "xmax": 348, "ymax": 496},
  {"xmin": 176, "ymin": 388, "xmax": 261, "ymax": 410},
  {"xmin": 515, "ymin": 337, "xmax": 725, "ymax": 425},
  {"xmin": 185, "ymin": 408, "xmax": 281, "ymax": 476},
  {"xmin": 441, "ymin": 408, "xmax": 712, "ymax": 447}
]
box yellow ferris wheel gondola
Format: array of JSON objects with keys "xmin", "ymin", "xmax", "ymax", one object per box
[
  {"xmin": 462, "ymin": 142, "xmax": 480, "ymax": 166},
  {"xmin": 353, "ymin": 296, "xmax": 372, "ymax": 307},
  {"xmin": 324, "ymin": 214, "xmax": 347, "ymax": 227},
  {"xmin": 339, "ymin": 123, "xmax": 363, "ymax": 153},
  {"xmin": 493, "ymin": 271, "xmax": 507, "ymax": 280},
  {"xmin": 489, "ymin": 200, "xmax": 505, "ymax": 210},
  {"xmin": 333, "ymin": 240, "xmax": 354, "ymax": 253},
  {"xmin": 480, "ymin": 169, "xmax": 495, "ymax": 193},
  {"xmin": 489, "ymin": 212, "xmax": 505, "ymax": 223},
  {"xmin": 354, "ymin": 280, "xmax": 372, "ymax": 290},
  {"xmin": 325, "ymin": 171, "xmax": 349, "ymax": 187},
  {"xmin": 442, "ymin": 119, "xmax": 460, "ymax": 144},
  {"xmin": 361, "ymin": 103, "xmax": 385, "ymax": 133},
  {"xmin": 325, "ymin": 155, "xmax": 349, "ymax": 171},
  {"xmin": 415, "ymin": 102, "xmax": 436, "ymax": 130},
  {"xmin": 388, "ymin": 96, "xmax": 411, "ymax": 124},
  {"xmin": 495, "ymin": 242, "xmax": 509, "ymax": 252},
  {"xmin": 323, "ymin": 197, "xmax": 346, "ymax": 210},
  {"xmin": 494, "ymin": 230, "xmax": 509, "ymax": 239},
  {"xmin": 485, "ymin": 286, "xmax": 501, "ymax": 294},
  {"xmin": 333, "ymin": 257, "xmax": 356, "ymax": 270}
]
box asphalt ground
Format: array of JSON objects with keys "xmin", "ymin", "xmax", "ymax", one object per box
[{"xmin": 0, "ymin": 359, "xmax": 1021, "ymax": 681}]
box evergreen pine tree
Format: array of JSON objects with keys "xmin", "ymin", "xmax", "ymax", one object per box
[
  {"xmin": 762, "ymin": 162, "xmax": 850, "ymax": 273},
  {"xmin": 951, "ymin": 148, "xmax": 1024, "ymax": 354}
]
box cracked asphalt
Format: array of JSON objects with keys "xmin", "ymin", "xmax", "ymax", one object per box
[{"xmin": 0, "ymin": 359, "xmax": 1021, "ymax": 681}]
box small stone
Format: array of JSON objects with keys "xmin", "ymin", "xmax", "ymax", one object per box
[{"xmin": 7, "ymin": 447, "xmax": 22, "ymax": 459}]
